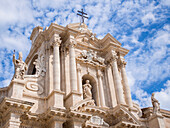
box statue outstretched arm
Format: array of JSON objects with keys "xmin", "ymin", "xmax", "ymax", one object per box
[{"xmin": 13, "ymin": 53, "xmax": 16, "ymax": 66}]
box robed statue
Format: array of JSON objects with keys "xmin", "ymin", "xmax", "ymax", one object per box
[
  {"xmin": 151, "ymin": 93, "xmax": 160, "ymax": 114},
  {"xmin": 13, "ymin": 51, "xmax": 27, "ymax": 79},
  {"xmin": 83, "ymin": 80, "xmax": 92, "ymax": 99}
]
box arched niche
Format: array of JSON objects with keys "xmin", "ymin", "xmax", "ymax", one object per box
[
  {"xmin": 82, "ymin": 74, "xmax": 99, "ymax": 106},
  {"xmin": 27, "ymin": 54, "xmax": 38, "ymax": 75}
]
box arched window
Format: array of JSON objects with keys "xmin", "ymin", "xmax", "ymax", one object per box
[{"xmin": 27, "ymin": 55, "xmax": 38, "ymax": 75}]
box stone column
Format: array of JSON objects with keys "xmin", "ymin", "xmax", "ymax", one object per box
[
  {"xmin": 111, "ymin": 51, "xmax": 125, "ymax": 105},
  {"xmin": 77, "ymin": 64, "xmax": 83, "ymax": 94},
  {"xmin": 69, "ymin": 41, "xmax": 78, "ymax": 92},
  {"xmin": 106, "ymin": 65, "xmax": 117, "ymax": 107},
  {"xmin": 97, "ymin": 70, "xmax": 106, "ymax": 107},
  {"xmin": 120, "ymin": 60, "xmax": 133, "ymax": 107},
  {"xmin": 53, "ymin": 35, "xmax": 61, "ymax": 91}
]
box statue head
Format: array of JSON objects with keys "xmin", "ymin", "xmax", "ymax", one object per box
[
  {"xmin": 86, "ymin": 80, "xmax": 90, "ymax": 84},
  {"xmin": 152, "ymin": 93, "xmax": 155, "ymax": 96},
  {"xmin": 19, "ymin": 52, "xmax": 23, "ymax": 60}
]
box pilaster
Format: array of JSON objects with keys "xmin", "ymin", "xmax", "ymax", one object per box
[
  {"xmin": 77, "ymin": 64, "xmax": 83, "ymax": 98},
  {"xmin": 97, "ymin": 70, "xmax": 106, "ymax": 107}
]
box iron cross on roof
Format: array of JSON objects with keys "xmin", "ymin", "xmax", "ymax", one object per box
[{"xmin": 77, "ymin": 9, "xmax": 88, "ymax": 23}]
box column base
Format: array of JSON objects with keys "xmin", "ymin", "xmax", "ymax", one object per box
[
  {"xmin": 148, "ymin": 113, "xmax": 165, "ymax": 128},
  {"xmin": 48, "ymin": 90, "xmax": 65, "ymax": 109},
  {"xmin": 64, "ymin": 91, "xmax": 82, "ymax": 108}
]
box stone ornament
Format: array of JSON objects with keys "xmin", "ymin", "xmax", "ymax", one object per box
[
  {"xmin": 83, "ymin": 80, "xmax": 92, "ymax": 99},
  {"xmin": 77, "ymin": 50, "xmax": 105, "ymax": 66},
  {"xmin": 85, "ymin": 116, "xmax": 109, "ymax": 127},
  {"xmin": 26, "ymin": 82, "xmax": 43, "ymax": 95},
  {"xmin": 151, "ymin": 93, "xmax": 161, "ymax": 114},
  {"xmin": 33, "ymin": 55, "xmax": 46, "ymax": 77},
  {"xmin": 13, "ymin": 52, "xmax": 27, "ymax": 79}
]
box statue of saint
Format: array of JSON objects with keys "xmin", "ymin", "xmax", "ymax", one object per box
[
  {"xmin": 151, "ymin": 93, "xmax": 160, "ymax": 114},
  {"xmin": 13, "ymin": 51, "xmax": 27, "ymax": 79},
  {"xmin": 83, "ymin": 80, "xmax": 92, "ymax": 99}
]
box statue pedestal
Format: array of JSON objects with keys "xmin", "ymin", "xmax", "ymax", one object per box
[
  {"xmin": 8, "ymin": 79, "xmax": 25, "ymax": 99},
  {"xmin": 148, "ymin": 114, "xmax": 165, "ymax": 128}
]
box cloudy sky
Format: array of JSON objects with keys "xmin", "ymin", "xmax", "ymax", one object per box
[{"xmin": 0, "ymin": 0, "xmax": 169, "ymax": 110}]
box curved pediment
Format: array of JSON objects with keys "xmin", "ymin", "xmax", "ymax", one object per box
[
  {"xmin": 70, "ymin": 98, "xmax": 95, "ymax": 112},
  {"xmin": 70, "ymin": 99, "xmax": 107, "ymax": 115}
]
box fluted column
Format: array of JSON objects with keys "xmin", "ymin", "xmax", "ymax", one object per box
[
  {"xmin": 120, "ymin": 59, "xmax": 133, "ymax": 107},
  {"xmin": 69, "ymin": 41, "xmax": 78, "ymax": 92},
  {"xmin": 53, "ymin": 35, "xmax": 61, "ymax": 90},
  {"xmin": 97, "ymin": 70, "xmax": 106, "ymax": 107},
  {"xmin": 111, "ymin": 51, "xmax": 125, "ymax": 105},
  {"xmin": 77, "ymin": 64, "xmax": 82, "ymax": 94}
]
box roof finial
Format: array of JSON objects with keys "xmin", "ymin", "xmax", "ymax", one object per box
[{"xmin": 77, "ymin": 9, "xmax": 88, "ymax": 24}]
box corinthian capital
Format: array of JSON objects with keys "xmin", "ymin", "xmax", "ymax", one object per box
[
  {"xmin": 65, "ymin": 35, "xmax": 77, "ymax": 48},
  {"xmin": 97, "ymin": 69, "xmax": 103, "ymax": 78},
  {"xmin": 69, "ymin": 40, "xmax": 77, "ymax": 48},
  {"xmin": 52, "ymin": 34, "xmax": 61, "ymax": 47},
  {"xmin": 111, "ymin": 50, "xmax": 118, "ymax": 62},
  {"xmin": 120, "ymin": 59, "xmax": 127, "ymax": 68},
  {"xmin": 77, "ymin": 63, "xmax": 81, "ymax": 72}
]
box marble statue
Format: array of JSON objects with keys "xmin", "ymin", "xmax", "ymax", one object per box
[
  {"xmin": 83, "ymin": 80, "xmax": 92, "ymax": 99},
  {"xmin": 13, "ymin": 51, "xmax": 27, "ymax": 79},
  {"xmin": 151, "ymin": 93, "xmax": 160, "ymax": 114}
]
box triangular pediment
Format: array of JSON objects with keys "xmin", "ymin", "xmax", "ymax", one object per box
[
  {"xmin": 75, "ymin": 32, "xmax": 100, "ymax": 49},
  {"xmin": 101, "ymin": 33, "xmax": 122, "ymax": 46}
]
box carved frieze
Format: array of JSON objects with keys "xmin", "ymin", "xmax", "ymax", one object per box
[{"xmin": 77, "ymin": 50, "xmax": 105, "ymax": 67}]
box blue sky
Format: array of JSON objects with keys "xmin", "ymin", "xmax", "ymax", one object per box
[{"xmin": 0, "ymin": 0, "xmax": 169, "ymax": 110}]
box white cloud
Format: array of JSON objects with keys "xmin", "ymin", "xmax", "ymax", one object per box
[
  {"xmin": 155, "ymin": 80, "xmax": 170, "ymax": 110},
  {"xmin": 160, "ymin": 0, "xmax": 170, "ymax": 6},
  {"xmin": 0, "ymin": 0, "xmax": 169, "ymax": 111}
]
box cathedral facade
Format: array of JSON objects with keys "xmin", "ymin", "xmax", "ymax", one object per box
[{"xmin": 0, "ymin": 23, "xmax": 169, "ymax": 128}]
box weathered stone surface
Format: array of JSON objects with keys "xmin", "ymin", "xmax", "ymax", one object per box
[{"xmin": 0, "ymin": 22, "xmax": 169, "ymax": 128}]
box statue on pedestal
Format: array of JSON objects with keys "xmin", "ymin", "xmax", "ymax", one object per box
[
  {"xmin": 83, "ymin": 80, "xmax": 92, "ymax": 99},
  {"xmin": 13, "ymin": 51, "xmax": 27, "ymax": 79},
  {"xmin": 151, "ymin": 93, "xmax": 160, "ymax": 114}
]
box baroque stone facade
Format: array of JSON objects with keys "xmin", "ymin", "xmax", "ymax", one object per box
[{"xmin": 0, "ymin": 23, "xmax": 170, "ymax": 128}]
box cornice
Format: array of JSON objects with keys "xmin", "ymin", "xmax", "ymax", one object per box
[{"xmin": 100, "ymin": 33, "xmax": 121, "ymax": 46}]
